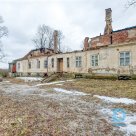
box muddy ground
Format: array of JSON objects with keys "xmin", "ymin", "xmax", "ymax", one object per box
[{"xmin": 0, "ymin": 78, "xmax": 136, "ymax": 136}]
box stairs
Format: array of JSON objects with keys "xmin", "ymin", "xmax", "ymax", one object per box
[{"xmin": 41, "ymin": 73, "xmax": 63, "ymax": 83}]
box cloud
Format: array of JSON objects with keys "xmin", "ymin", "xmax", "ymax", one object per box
[{"xmin": 0, "ymin": 0, "xmax": 136, "ymax": 68}]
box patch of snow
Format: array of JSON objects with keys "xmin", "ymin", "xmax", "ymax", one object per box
[
  {"xmin": 35, "ymin": 80, "xmax": 74, "ymax": 87},
  {"xmin": 120, "ymin": 115, "xmax": 136, "ymax": 135},
  {"xmin": 99, "ymin": 108, "xmax": 136, "ymax": 135},
  {"xmin": 16, "ymin": 77, "xmax": 43, "ymax": 82},
  {"xmin": 35, "ymin": 81, "xmax": 65, "ymax": 86},
  {"xmin": 56, "ymin": 84, "xmax": 63, "ymax": 86},
  {"xmin": 3, "ymin": 81, "xmax": 10, "ymax": 83},
  {"xmin": 66, "ymin": 80, "xmax": 74, "ymax": 82},
  {"xmin": 53, "ymin": 88, "xmax": 87, "ymax": 96},
  {"xmin": 94, "ymin": 95, "xmax": 136, "ymax": 105},
  {"xmin": 100, "ymin": 108, "xmax": 113, "ymax": 116}
]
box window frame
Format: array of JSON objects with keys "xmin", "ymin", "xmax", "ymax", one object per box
[
  {"xmin": 75, "ymin": 56, "xmax": 82, "ymax": 67},
  {"xmin": 44, "ymin": 59, "xmax": 48, "ymax": 68},
  {"xmin": 37, "ymin": 60, "xmax": 40, "ymax": 69},
  {"xmin": 28, "ymin": 61, "xmax": 31, "ymax": 69},
  {"xmin": 18, "ymin": 63, "xmax": 20, "ymax": 70},
  {"xmin": 51, "ymin": 58, "xmax": 54, "ymax": 68},
  {"xmin": 91, "ymin": 54, "xmax": 99, "ymax": 67},
  {"xmin": 119, "ymin": 51, "xmax": 131, "ymax": 66},
  {"xmin": 67, "ymin": 57, "xmax": 70, "ymax": 68}
]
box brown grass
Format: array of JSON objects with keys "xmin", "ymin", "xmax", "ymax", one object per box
[
  {"xmin": 0, "ymin": 78, "xmax": 135, "ymax": 135},
  {"xmin": 61, "ymin": 79, "xmax": 136, "ymax": 100}
]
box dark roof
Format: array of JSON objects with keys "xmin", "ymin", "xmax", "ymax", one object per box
[
  {"xmin": 10, "ymin": 48, "xmax": 55, "ymax": 63},
  {"xmin": 113, "ymin": 25, "xmax": 136, "ymax": 33}
]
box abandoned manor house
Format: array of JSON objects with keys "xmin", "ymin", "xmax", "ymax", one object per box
[{"xmin": 9, "ymin": 8, "xmax": 136, "ymax": 78}]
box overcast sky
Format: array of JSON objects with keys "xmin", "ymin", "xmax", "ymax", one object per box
[{"xmin": 0, "ymin": 0, "xmax": 136, "ymax": 68}]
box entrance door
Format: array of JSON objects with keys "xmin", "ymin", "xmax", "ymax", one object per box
[{"xmin": 58, "ymin": 58, "xmax": 63, "ymax": 72}]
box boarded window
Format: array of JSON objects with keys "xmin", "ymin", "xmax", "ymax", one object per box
[
  {"xmin": 120, "ymin": 52, "xmax": 130, "ymax": 66},
  {"xmin": 44, "ymin": 59, "xmax": 48, "ymax": 68},
  {"xmin": 76, "ymin": 56, "xmax": 82, "ymax": 67},
  {"xmin": 91, "ymin": 54, "xmax": 98, "ymax": 66},
  {"xmin": 67, "ymin": 57, "xmax": 70, "ymax": 68},
  {"xmin": 51, "ymin": 58, "xmax": 54, "ymax": 68}
]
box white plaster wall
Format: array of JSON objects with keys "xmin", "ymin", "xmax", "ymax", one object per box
[{"xmin": 16, "ymin": 42, "xmax": 136, "ymax": 76}]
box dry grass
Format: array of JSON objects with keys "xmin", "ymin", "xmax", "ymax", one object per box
[
  {"xmin": 59, "ymin": 79, "xmax": 136, "ymax": 112},
  {"xmin": 0, "ymin": 78, "xmax": 126, "ymax": 136},
  {"xmin": 62, "ymin": 79, "xmax": 136, "ymax": 99},
  {"xmin": 1, "ymin": 78, "xmax": 135, "ymax": 136}
]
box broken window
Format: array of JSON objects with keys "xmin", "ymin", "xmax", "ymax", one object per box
[
  {"xmin": 51, "ymin": 58, "xmax": 54, "ymax": 68},
  {"xmin": 76, "ymin": 56, "xmax": 82, "ymax": 67},
  {"xmin": 44, "ymin": 59, "xmax": 48, "ymax": 68},
  {"xmin": 91, "ymin": 54, "xmax": 98, "ymax": 66},
  {"xmin": 67, "ymin": 57, "xmax": 70, "ymax": 68},
  {"xmin": 37, "ymin": 60, "xmax": 40, "ymax": 69},
  {"xmin": 120, "ymin": 52, "xmax": 130, "ymax": 66}
]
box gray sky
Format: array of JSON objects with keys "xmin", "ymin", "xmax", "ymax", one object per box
[{"xmin": 0, "ymin": 0, "xmax": 136, "ymax": 68}]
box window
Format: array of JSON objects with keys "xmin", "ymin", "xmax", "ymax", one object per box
[
  {"xmin": 67, "ymin": 57, "xmax": 70, "ymax": 68},
  {"xmin": 18, "ymin": 63, "xmax": 20, "ymax": 70},
  {"xmin": 76, "ymin": 56, "xmax": 82, "ymax": 67},
  {"xmin": 37, "ymin": 60, "xmax": 40, "ymax": 68},
  {"xmin": 28, "ymin": 62, "xmax": 31, "ymax": 69},
  {"xmin": 51, "ymin": 58, "xmax": 54, "ymax": 68},
  {"xmin": 91, "ymin": 54, "xmax": 98, "ymax": 66},
  {"xmin": 120, "ymin": 52, "xmax": 130, "ymax": 66},
  {"xmin": 44, "ymin": 59, "xmax": 48, "ymax": 68}
]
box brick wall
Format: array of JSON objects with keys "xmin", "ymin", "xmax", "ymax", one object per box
[
  {"xmin": 91, "ymin": 34, "xmax": 111, "ymax": 47},
  {"xmin": 112, "ymin": 30, "xmax": 128, "ymax": 44},
  {"xmin": 84, "ymin": 37, "xmax": 89, "ymax": 50},
  {"xmin": 90, "ymin": 27, "xmax": 136, "ymax": 48}
]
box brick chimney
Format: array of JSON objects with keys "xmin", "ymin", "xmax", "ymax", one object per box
[
  {"xmin": 104, "ymin": 8, "xmax": 113, "ymax": 35},
  {"xmin": 84, "ymin": 37, "xmax": 89, "ymax": 51},
  {"xmin": 53, "ymin": 30, "xmax": 58, "ymax": 53}
]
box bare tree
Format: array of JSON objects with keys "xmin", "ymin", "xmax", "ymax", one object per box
[
  {"xmin": 0, "ymin": 16, "xmax": 8, "ymax": 62},
  {"xmin": 0, "ymin": 44, "xmax": 6, "ymax": 61},
  {"xmin": 126, "ymin": 0, "xmax": 136, "ymax": 8},
  {"xmin": 63, "ymin": 46, "xmax": 72, "ymax": 53},
  {"xmin": 33, "ymin": 25, "xmax": 65, "ymax": 52},
  {"xmin": 32, "ymin": 25, "xmax": 54, "ymax": 49}
]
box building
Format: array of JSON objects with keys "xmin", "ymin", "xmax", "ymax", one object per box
[{"xmin": 9, "ymin": 8, "xmax": 136, "ymax": 78}]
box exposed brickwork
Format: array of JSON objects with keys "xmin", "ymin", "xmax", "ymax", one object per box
[
  {"xmin": 84, "ymin": 37, "xmax": 89, "ymax": 50},
  {"xmin": 54, "ymin": 30, "xmax": 58, "ymax": 53},
  {"xmin": 104, "ymin": 8, "xmax": 112, "ymax": 35},
  {"xmin": 90, "ymin": 28, "xmax": 136, "ymax": 48},
  {"xmin": 87, "ymin": 8, "xmax": 136, "ymax": 48},
  {"xmin": 112, "ymin": 30, "xmax": 128, "ymax": 44},
  {"xmin": 91, "ymin": 34, "xmax": 111, "ymax": 47}
]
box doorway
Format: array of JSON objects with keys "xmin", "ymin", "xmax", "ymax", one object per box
[{"xmin": 57, "ymin": 58, "xmax": 63, "ymax": 72}]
